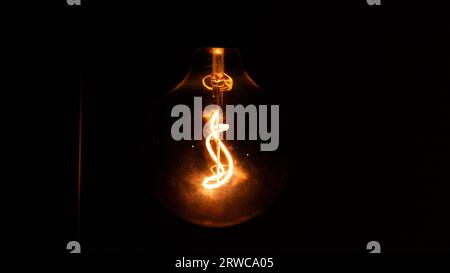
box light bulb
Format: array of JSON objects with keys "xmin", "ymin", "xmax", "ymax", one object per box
[{"xmin": 153, "ymin": 48, "xmax": 287, "ymax": 227}]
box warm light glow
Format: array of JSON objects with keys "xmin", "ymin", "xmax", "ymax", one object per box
[
  {"xmin": 155, "ymin": 47, "xmax": 285, "ymax": 228},
  {"xmin": 202, "ymin": 110, "xmax": 234, "ymax": 189},
  {"xmin": 202, "ymin": 48, "xmax": 233, "ymax": 92},
  {"xmin": 201, "ymin": 48, "xmax": 235, "ymax": 190},
  {"xmin": 213, "ymin": 48, "xmax": 223, "ymax": 55},
  {"xmin": 201, "ymin": 74, "xmax": 233, "ymax": 91}
]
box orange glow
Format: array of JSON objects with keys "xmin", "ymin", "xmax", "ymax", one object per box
[
  {"xmin": 202, "ymin": 48, "xmax": 233, "ymax": 92},
  {"xmin": 213, "ymin": 48, "xmax": 223, "ymax": 55},
  {"xmin": 155, "ymin": 47, "xmax": 286, "ymax": 228},
  {"xmin": 202, "ymin": 110, "xmax": 234, "ymax": 189},
  {"xmin": 201, "ymin": 48, "xmax": 235, "ymax": 190},
  {"xmin": 201, "ymin": 73, "xmax": 233, "ymax": 91}
]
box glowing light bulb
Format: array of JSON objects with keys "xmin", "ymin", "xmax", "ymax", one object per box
[{"xmin": 152, "ymin": 48, "xmax": 287, "ymax": 227}]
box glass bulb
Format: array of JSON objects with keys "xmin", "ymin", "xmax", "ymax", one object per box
[{"xmin": 153, "ymin": 48, "xmax": 287, "ymax": 227}]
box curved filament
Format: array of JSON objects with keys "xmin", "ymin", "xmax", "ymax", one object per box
[{"xmin": 202, "ymin": 111, "xmax": 234, "ymax": 189}]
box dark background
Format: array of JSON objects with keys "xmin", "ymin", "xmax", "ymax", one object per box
[{"xmin": 6, "ymin": 0, "xmax": 450, "ymax": 263}]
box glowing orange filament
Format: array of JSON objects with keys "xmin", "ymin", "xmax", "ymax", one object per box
[
  {"xmin": 202, "ymin": 48, "xmax": 233, "ymax": 92},
  {"xmin": 202, "ymin": 111, "xmax": 234, "ymax": 189},
  {"xmin": 201, "ymin": 48, "xmax": 234, "ymax": 189},
  {"xmin": 202, "ymin": 74, "xmax": 233, "ymax": 92}
]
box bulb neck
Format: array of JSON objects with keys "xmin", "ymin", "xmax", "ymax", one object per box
[
  {"xmin": 172, "ymin": 47, "xmax": 260, "ymax": 99},
  {"xmin": 190, "ymin": 48, "xmax": 246, "ymax": 77}
]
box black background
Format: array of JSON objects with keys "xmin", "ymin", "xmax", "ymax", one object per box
[{"xmin": 6, "ymin": 0, "xmax": 450, "ymax": 263}]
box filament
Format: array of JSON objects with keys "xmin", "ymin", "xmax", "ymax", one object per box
[{"xmin": 202, "ymin": 111, "xmax": 234, "ymax": 189}]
